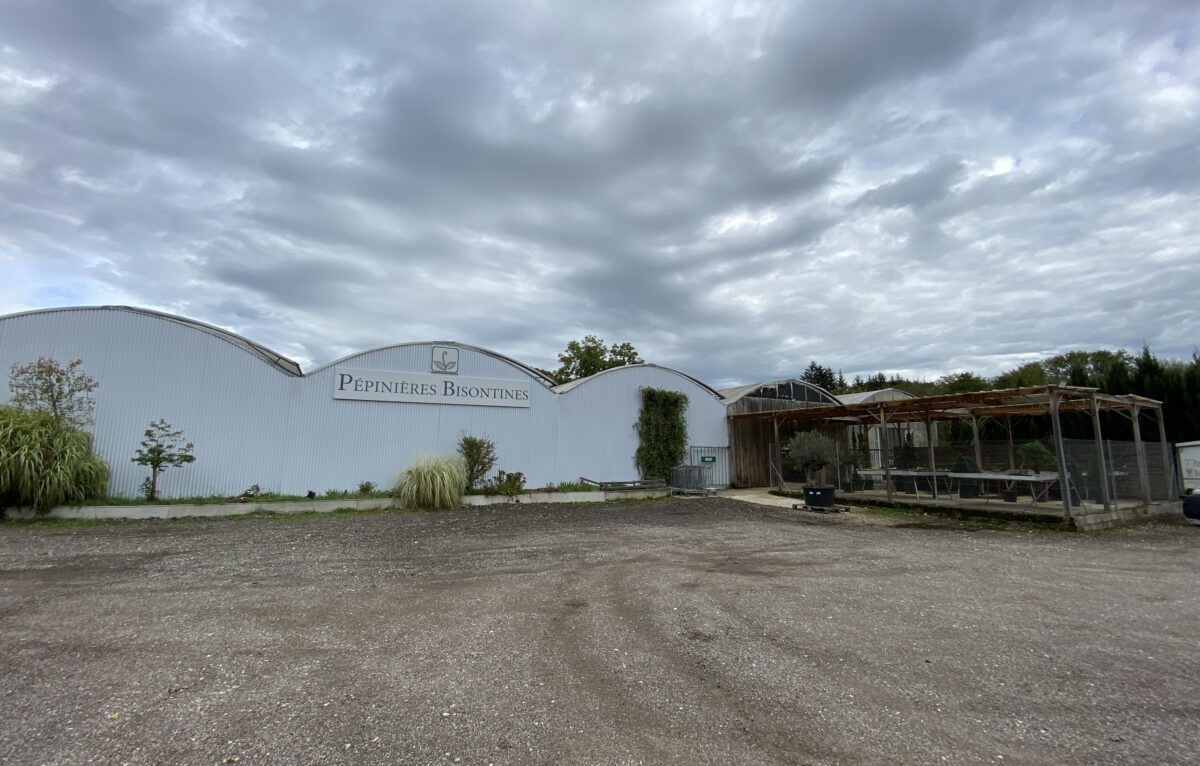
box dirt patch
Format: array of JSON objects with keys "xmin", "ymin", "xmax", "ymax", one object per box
[{"xmin": 2, "ymin": 498, "xmax": 1198, "ymax": 765}]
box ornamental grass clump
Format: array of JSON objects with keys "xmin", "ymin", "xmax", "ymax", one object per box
[
  {"xmin": 393, "ymin": 456, "xmax": 466, "ymax": 510},
  {"xmin": 0, "ymin": 406, "xmax": 109, "ymax": 514}
]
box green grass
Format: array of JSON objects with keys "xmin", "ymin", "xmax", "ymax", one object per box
[
  {"xmin": 543, "ymin": 481, "xmax": 598, "ymax": 493},
  {"xmin": 855, "ymin": 503, "xmax": 1070, "ymax": 532},
  {"xmin": 69, "ymin": 489, "xmax": 391, "ymax": 506}
]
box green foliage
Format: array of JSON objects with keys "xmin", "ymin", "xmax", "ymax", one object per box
[
  {"xmin": 8, "ymin": 357, "xmax": 98, "ymax": 430},
  {"xmin": 131, "ymin": 419, "xmax": 195, "ymax": 501},
  {"xmin": 0, "ymin": 406, "xmax": 109, "ymax": 513},
  {"xmin": 482, "ymin": 469, "xmax": 526, "ymax": 497},
  {"xmin": 393, "ymin": 456, "xmax": 465, "ymax": 510},
  {"xmin": 357, "ymin": 481, "xmax": 376, "ymax": 495},
  {"xmin": 823, "ymin": 345, "xmax": 1200, "ymax": 443},
  {"xmin": 552, "ymin": 335, "xmax": 643, "ymax": 384},
  {"xmin": 542, "ymin": 480, "xmax": 594, "ymax": 493},
  {"xmin": 951, "ymin": 454, "xmax": 981, "ymax": 473},
  {"xmin": 1017, "ymin": 441, "xmax": 1057, "ymax": 472},
  {"xmin": 800, "ymin": 361, "xmax": 838, "ymax": 393},
  {"xmin": 786, "ymin": 431, "xmax": 837, "ymax": 484},
  {"xmin": 457, "ymin": 433, "xmax": 498, "ymax": 490},
  {"xmin": 634, "ymin": 387, "xmax": 688, "ymax": 483},
  {"xmin": 893, "ymin": 430, "xmax": 920, "ymax": 469}
]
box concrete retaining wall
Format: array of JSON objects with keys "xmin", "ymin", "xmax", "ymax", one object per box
[
  {"xmin": 10, "ymin": 489, "xmax": 669, "ymax": 521},
  {"xmin": 1070, "ymin": 501, "xmax": 1183, "ymax": 531}
]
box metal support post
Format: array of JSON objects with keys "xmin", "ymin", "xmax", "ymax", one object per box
[
  {"xmin": 878, "ymin": 407, "xmax": 893, "ymax": 502},
  {"xmin": 834, "ymin": 442, "xmax": 842, "ymax": 491},
  {"xmin": 924, "ymin": 415, "xmax": 937, "ymax": 499},
  {"xmin": 1090, "ymin": 394, "xmax": 1113, "ymax": 513},
  {"xmin": 772, "ymin": 416, "xmax": 782, "ymax": 490},
  {"xmin": 1106, "ymin": 439, "xmax": 1117, "ymax": 502},
  {"xmin": 1155, "ymin": 408, "xmax": 1176, "ymax": 498},
  {"xmin": 1048, "ymin": 388, "xmax": 1073, "ymax": 520},
  {"xmin": 1130, "ymin": 404, "xmax": 1152, "ymax": 507}
]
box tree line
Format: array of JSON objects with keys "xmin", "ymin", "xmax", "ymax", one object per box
[{"xmin": 799, "ymin": 349, "xmax": 1200, "ymax": 443}]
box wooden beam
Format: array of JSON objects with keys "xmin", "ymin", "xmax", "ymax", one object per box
[{"xmin": 971, "ymin": 415, "xmax": 983, "ymax": 469}]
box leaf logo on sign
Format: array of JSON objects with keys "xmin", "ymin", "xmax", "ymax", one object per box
[{"xmin": 432, "ymin": 347, "xmax": 459, "ymax": 374}]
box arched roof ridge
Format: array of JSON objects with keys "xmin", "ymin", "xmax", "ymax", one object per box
[
  {"xmin": 309, "ymin": 341, "xmax": 557, "ymax": 386},
  {"xmin": 0, "ymin": 305, "xmax": 303, "ymax": 376},
  {"xmin": 551, "ymin": 363, "xmax": 723, "ymax": 400}
]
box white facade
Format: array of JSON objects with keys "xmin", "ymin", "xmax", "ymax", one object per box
[{"xmin": 0, "ymin": 307, "xmax": 729, "ymax": 498}]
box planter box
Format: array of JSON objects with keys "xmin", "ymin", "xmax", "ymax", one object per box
[{"xmin": 803, "ymin": 486, "xmax": 836, "ymax": 508}]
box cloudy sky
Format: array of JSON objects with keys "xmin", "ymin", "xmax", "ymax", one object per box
[{"xmin": 1, "ymin": 1, "xmax": 1197, "ymax": 386}]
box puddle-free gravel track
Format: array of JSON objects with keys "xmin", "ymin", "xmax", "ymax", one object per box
[{"xmin": 2, "ymin": 497, "xmax": 1198, "ymax": 765}]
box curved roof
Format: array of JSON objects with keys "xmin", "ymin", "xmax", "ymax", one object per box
[
  {"xmin": 836, "ymin": 387, "xmax": 916, "ymax": 405},
  {"xmin": 0, "ymin": 305, "xmax": 303, "ymax": 376},
  {"xmin": 310, "ymin": 341, "xmax": 558, "ymax": 386},
  {"xmin": 552, "ymin": 363, "xmax": 724, "ymax": 400},
  {"xmin": 719, "ymin": 378, "xmax": 839, "ymax": 405}
]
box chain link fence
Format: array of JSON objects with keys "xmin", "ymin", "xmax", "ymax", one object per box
[{"xmin": 771, "ymin": 434, "xmax": 1176, "ymax": 508}]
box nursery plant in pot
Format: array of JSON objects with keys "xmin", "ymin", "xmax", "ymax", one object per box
[
  {"xmin": 787, "ymin": 431, "xmax": 838, "ymax": 508},
  {"xmin": 953, "ymin": 455, "xmax": 982, "ymax": 499}
]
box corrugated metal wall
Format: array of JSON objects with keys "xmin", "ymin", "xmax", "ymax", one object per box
[
  {"xmin": 554, "ymin": 365, "xmax": 729, "ymax": 483},
  {"xmin": 0, "ymin": 308, "xmax": 729, "ymax": 498}
]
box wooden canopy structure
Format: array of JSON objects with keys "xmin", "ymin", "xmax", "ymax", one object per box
[{"xmin": 730, "ymin": 385, "xmax": 1172, "ymax": 518}]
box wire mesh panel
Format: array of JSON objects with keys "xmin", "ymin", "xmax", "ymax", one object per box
[
  {"xmin": 798, "ymin": 433, "xmax": 1175, "ymax": 510},
  {"xmin": 671, "ymin": 464, "xmax": 713, "ymax": 493}
]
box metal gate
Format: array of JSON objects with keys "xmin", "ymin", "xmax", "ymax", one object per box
[{"xmin": 688, "ymin": 445, "xmax": 730, "ymax": 487}]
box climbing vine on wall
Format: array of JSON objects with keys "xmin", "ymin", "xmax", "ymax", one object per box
[{"xmin": 634, "ymin": 387, "xmax": 689, "ymax": 483}]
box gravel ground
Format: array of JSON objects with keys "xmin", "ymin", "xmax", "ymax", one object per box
[{"xmin": 1, "ymin": 497, "xmax": 1198, "ymax": 765}]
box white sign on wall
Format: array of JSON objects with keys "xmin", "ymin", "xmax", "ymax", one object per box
[{"xmin": 333, "ymin": 368, "xmax": 531, "ymax": 408}]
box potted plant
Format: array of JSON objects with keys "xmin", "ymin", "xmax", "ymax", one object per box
[
  {"xmin": 787, "ymin": 431, "xmax": 838, "ymax": 508},
  {"xmin": 953, "ymin": 455, "xmax": 982, "ymax": 499}
]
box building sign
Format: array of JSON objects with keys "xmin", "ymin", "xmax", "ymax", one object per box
[
  {"xmin": 333, "ymin": 368, "xmax": 530, "ymax": 408},
  {"xmin": 432, "ymin": 346, "xmax": 459, "ymax": 374},
  {"xmin": 700, "ymin": 455, "xmax": 717, "ymax": 463}
]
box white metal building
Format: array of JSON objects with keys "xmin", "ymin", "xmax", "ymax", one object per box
[{"xmin": 0, "ymin": 306, "xmax": 729, "ymax": 498}]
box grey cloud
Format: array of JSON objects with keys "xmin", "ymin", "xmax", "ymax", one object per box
[
  {"xmin": 1, "ymin": 0, "xmax": 1197, "ymax": 382},
  {"xmin": 855, "ymin": 157, "xmax": 967, "ymax": 210}
]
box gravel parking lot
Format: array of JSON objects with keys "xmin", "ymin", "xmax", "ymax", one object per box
[{"xmin": 2, "ymin": 498, "xmax": 1198, "ymax": 765}]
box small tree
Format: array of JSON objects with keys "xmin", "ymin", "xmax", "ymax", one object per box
[
  {"xmin": 457, "ymin": 433, "xmax": 498, "ymax": 490},
  {"xmin": 787, "ymin": 431, "xmax": 837, "ymax": 486},
  {"xmin": 9, "ymin": 358, "xmax": 98, "ymax": 430},
  {"xmin": 132, "ymin": 419, "xmax": 195, "ymax": 501}
]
